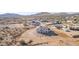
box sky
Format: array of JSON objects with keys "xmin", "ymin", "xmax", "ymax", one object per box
[{"xmin": 0, "ymin": 0, "xmax": 79, "ymax": 15}]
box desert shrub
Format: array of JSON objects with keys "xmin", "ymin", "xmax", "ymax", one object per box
[
  {"xmin": 0, "ymin": 27, "xmax": 26, "ymax": 46},
  {"xmin": 70, "ymin": 27, "xmax": 79, "ymax": 31},
  {"xmin": 73, "ymin": 35, "xmax": 79, "ymax": 38},
  {"xmin": 18, "ymin": 40, "xmax": 33, "ymax": 46},
  {"xmin": 29, "ymin": 20, "xmax": 41, "ymax": 26},
  {"xmin": 19, "ymin": 40, "xmax": 28, "ymax": 46}
]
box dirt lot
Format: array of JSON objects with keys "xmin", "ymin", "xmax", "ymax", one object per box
[{"xmin": 18, "ymin": 26, "xmax": 79, "ymax": 46}]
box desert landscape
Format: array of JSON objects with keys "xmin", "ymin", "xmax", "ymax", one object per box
[{"xmin": 0, "ymin": 12, "xmax": 79, "ymax": 46}]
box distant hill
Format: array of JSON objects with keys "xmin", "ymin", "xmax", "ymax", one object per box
[
  {"xmin": 53, "ymin": 12, "xmax": 69, "ymax": 16},
  {"xmin": 1, "ymin": 12, "xmax": 79, "ymax": 17},
  {"xmin": 53, "ymin": 12, "xmax": 79, "ymax": 16},
  {"xmin": 32, "ymin": 12, "xmax": 79, "ymax": 17},
  {"xmin": 0, "ymin": 13, "xmax": 21, "ymax": 18},
  {"xmin": 33, "ymin": 12, "xmax": 52, "ymax": 16}
]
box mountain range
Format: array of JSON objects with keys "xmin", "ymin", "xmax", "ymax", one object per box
[
  {"xmin": 0, "ymin": 12, "xmax": 79, "ymax": 18},
  {"xmin": 0, "ymin": 13, "xmax": 21, "ymax": 18}
]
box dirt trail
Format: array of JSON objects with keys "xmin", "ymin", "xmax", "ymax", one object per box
[
  {"xmin": 52, "ymin": 28, "xmax": 77, "ymax": 45},
  {"xmin": 53, "ymin": 28, "xmax": 71, "ymax": 38},
  {"xmin": 18, "ymin": 26, "xmax": 78, "ymax": 46}
]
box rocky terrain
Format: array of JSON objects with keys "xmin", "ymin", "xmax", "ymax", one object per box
[{"xmin": 0, "ymin": 12, "xmax": 79, "ymax": 46}]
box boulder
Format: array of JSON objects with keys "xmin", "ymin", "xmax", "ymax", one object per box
[{"xmin": 36, "ymin": 26, "xmax": 57, "ymax": 36}]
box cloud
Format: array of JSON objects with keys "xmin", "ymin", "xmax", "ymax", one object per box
[{"xmin": 0, "ymin": 0, "xmax": 79, "ymax": 14}]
